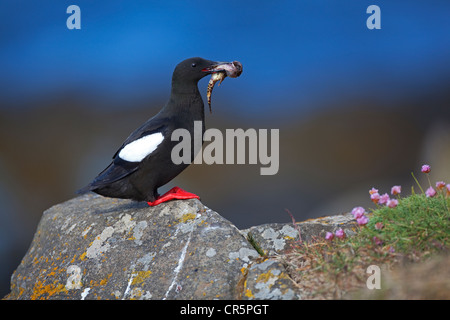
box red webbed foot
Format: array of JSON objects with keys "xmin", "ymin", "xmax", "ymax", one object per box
[{"xmin": 147, "ymin": 187, "xmax": 200, "ymax": 206}]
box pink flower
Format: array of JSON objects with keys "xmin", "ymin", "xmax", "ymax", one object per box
[
  {"xmin": 335, "ymin": 228, "xmax": 345, "ymax": 239},
  {"xmin": 370, "ymin": 192, "xmax": 380, "ymax": 204},
  {"xmin": 369, "ymin": 187, "xmax": 379, "ymax": 195},
  {"xmin": 436, "ymin": 181, "xmax": 446, "ymax": 190},
  {"xmin": 375, "ymin": 222, "xmax": 384, "ymax": 230},
  {"xmin": 325, "ymin": 232, "xmax": 334, "ymax": 241},
  {"xmin": 425, "ymin": 186, "xmax": 436, "ymax": 198},
  {"xmin": 391, "ymin": 185, "xmax": 401, "ymax": 195},
  {"xmin": 351, "ymin": 206, "xmax": 365, "ymax": 219},
  {"xmin": 447, "ymin": 184, "xmax": 450, "ymax": 196},
  {"xmin": 373, "ymin": 236, "xmax": 383, "ymax": 246},
  {"xmin": 386, "ymin": 199, "xmax": 398, "ymax": 208},
  {"xmin": 379, "ymin": 193, "xmax": 390, "ymax": 205},
  {"xmin": 421, "ymin": 164, "xmax": 431, "ymax": 173},
  {"xmin": 356, "ymin": 215, "xmax": 369, "ymax": 225}
]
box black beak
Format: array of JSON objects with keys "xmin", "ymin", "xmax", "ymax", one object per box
[{"xmin": 202, "ymin": 61, "xmax": 225, "ymax": 74}]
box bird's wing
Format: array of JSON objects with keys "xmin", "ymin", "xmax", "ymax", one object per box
[
  {"xmin": 86, "ymin": 158, "xmax": 140, "ymax": 189},
  {"xmin": 77, "ymin": 153, "xmax": 141, "ymax": 194},
  {"xmin": 77, "ymin": 114, "xmax": 172, "ymax": 194},
  {"xmin": 112, "ymin": 117, "xmax": 168, "ymax": 159},
  {"xmin": 84, "ymin": 119, "xmax": 169, "ymax": 190}
]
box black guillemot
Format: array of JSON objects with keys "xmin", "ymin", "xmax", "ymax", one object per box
[{"xmin": 78, "ymin": 57, "xmax": 242, "ymax": 206}]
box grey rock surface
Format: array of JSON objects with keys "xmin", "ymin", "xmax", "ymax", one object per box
[
  {"xmin": 239, "ymin": 258, "xmax": 299, "ymax": 300},
  {"xmin": 244, "ymin": 214, "xmax": 357, "ymax": 256},
  {"xmin": 4, "ymin": 194, "xmax": 357, "ymax": 300},
  {"xmin": 5, "ymin": 194, "xmax": 260, "ymax": 300}
]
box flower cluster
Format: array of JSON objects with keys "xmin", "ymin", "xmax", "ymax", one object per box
[
  {"xmin": 324, "ymin": 164, "xmax": 449, "ymax": 241},
  {"xmin": 325, "ymin": 206, "xmax": 369, "ymax": 241},
  {"xmin": 351, "ymin": 206, "xmax": 369, "ymax": 225},
  {"xmin": 325, "ymin": 228, "xmax": 346, "ymax": 241},
  {"xmin": 369, "ymin": 186, "xmax": 400, "ymax": 208},
  {"xmin": 420, "ymin": 164, "xmax": 450, "ymax": 198}
]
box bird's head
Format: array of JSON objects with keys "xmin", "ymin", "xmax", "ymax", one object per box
[
  {"xmin": 172, "ymin": 57, "xmax": 218, "ymax": 85},
  {"xmin": 172, "ymin": 57, "xmax": 242, "ymax": 85}
]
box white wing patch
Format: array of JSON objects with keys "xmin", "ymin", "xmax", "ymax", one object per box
[{"xmin": 118, "ymin": 132, "xmax": 164, "ymax": 162}]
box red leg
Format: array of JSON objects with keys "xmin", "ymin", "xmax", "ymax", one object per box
[{"xmin": 147, "ymin": 187, "xmax": 200, "ymax": 206}]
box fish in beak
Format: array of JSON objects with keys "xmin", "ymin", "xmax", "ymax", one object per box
[{"xmin": 202, "ymin": 61, "xmax": 243, "ymax": 113}]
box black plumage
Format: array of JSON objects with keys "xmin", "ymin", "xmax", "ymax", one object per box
[{"xmin": 78, "ymin": 57, "xmax": 224, "ymax": 202}]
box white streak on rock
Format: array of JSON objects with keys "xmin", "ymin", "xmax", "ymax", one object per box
[
  {"xmin": 164, "ymin": 225, "xmax": 194, "ymax": 299},
  {"xmin": 81, "ymin": 287, "xmax": 90, "ymax": 300},
  {"xmin": 123, "ymin": 273, "xmax": 136, "ymax": 300}
]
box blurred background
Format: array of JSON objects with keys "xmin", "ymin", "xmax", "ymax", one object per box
[{"xmin": 1, "ymin": 0, "xmax": 450, "ymax": 296}]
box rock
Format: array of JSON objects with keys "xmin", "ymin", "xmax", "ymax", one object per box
[
  {"xmin": 238, "ymin": 214, "xmax": 357, "ymax": 300},
  {"xmin": 5, "ymin": 194, "xmax": 260, "ymax": 300},
  {"xmin": 243, "ymin": 214, "xmax": 357, "ymax": 256},
  {"xmin": 239, "ymin": 259, "xmax": 298, "ymax": 300},
  {"xmin": 4, "ymin": 194, "xmax": 357, "ymax": 300}
]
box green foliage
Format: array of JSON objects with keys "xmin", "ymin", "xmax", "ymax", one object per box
[
  {"xmin": 361, "ymin": 193, "xmax": 449, "ymax": 255},
  {"xmin": 286, "ymin": 165, "xmax": 450, "ymax": 298}
]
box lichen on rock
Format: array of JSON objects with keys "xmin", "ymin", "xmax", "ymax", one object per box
[{"xmin": 4, "ymin": 193, "xmax": 357, "ymax": 300}]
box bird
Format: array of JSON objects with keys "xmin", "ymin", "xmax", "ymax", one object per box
[{"xmin": 77, "ymin": 57, "xmax": 241, "ymax": 206}]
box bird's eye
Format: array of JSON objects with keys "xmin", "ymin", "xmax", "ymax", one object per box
[{"xmin": 191, "ymin": 63, "xmax": 196, "ymax": 68}]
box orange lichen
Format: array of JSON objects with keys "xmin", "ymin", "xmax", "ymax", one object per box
[
  {"xmin": 178, "ymin": 213, "xmax": 197, "ymax": 224},
  {"xmin": 256, "ymin": 270, "xmax": 275, "ymax": 284},
  {"xmin": 244, "ymin": 288, "xmax": 254, "ymax": 298},
  {"xmin": 131, "ymin": 271, "xmax": 152, "ymax": 285},
  {"xmin": 31, "ymin": 280, "xmax": 67, "ymax": 300},
  {"xmin": 89, "ymin": 273, "xmax": 113, "ymax": 287}
]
